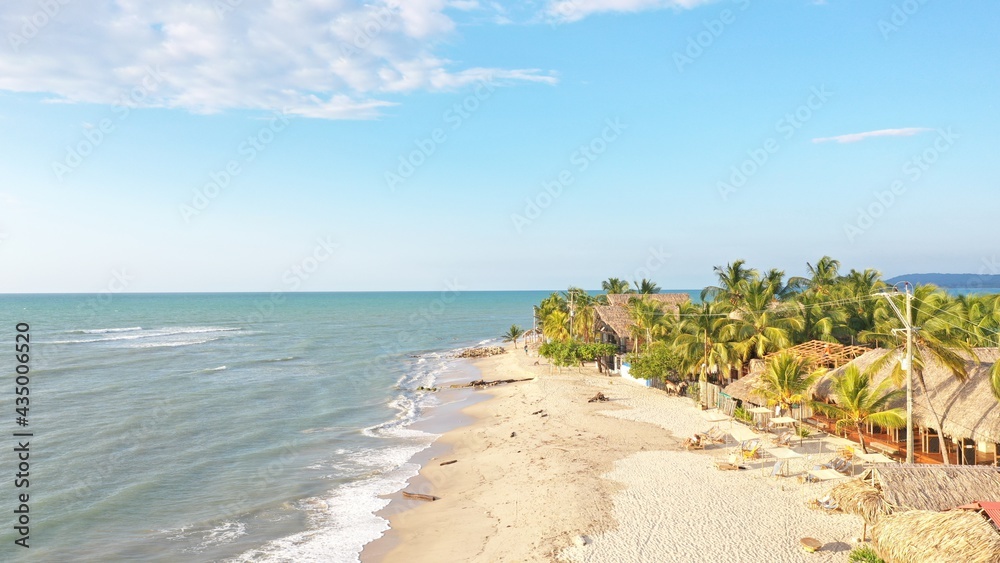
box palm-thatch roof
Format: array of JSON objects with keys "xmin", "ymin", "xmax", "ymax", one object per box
[
  {"xmin": 829, "ymin": 479, "xmax": 892, "ymax": 524},
  {"xmin": 871, "ymin": 509, "xmax": 1000, "ymax": 563},
  {"xmin": 594, "ymin": 305, "xmax": 633, "ymax": 340},
  {"xmin": 861, "ymin": 464, "xmax": 1000, "ymax": 513},
  {"xmin": 723, "ymin": 373, "xmax": 759, "ymax": 405},
  {"xmin": 816, "ymin": 348, "xmax": 1000, "ymax": 444},
  {"xmin": 605, "ymin": 293, "xmax": 690, "ymax": 307}
]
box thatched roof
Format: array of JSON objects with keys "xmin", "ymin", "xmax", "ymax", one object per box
[
  {"xmin": 862, "ymin": 464, "xmax": 1000, "ymax": 513},
  {"xmin": 594, "ymin": 305, "xmax": 633, "ymax": 340},
  {"xmin": 871, "ymin": 509, "xmax": 1000, "ymax": 563},
  {"xmin": 723, "ymin": 373, "xmax": 759, "ymax": 405},
  {"xmin": 605, "ymin": 293, "xmax": 690, "ymax": 307},
  {"xmin": 816, "ymin": 348, "xmax": 1000, "ymax": 444},
  {"xmin": 829, "ymin": 479, "xmax": 892, "ymax": 524}
]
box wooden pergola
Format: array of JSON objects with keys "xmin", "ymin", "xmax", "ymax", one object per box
[{"xmin": 765, "ymin": 340, "xmax": 869, "ymax": 370}]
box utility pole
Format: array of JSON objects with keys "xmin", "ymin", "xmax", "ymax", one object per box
[
  {"xmin": 878, "ymin": 283, "xmax": 915, "ymax": 464},
  {"xmin": 569, "ymin": 290, "xmax": 575, "ymax": 339},
  {"xmin": 904, "ymin": 286, "xmax": 914, "ymax": 464}
]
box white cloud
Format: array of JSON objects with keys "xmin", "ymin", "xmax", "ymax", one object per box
[
  {"xmin": 812, "ymin": 128, "xmax": 932, "ymax": 144},
  {"xmin": 545, "ymin": 0, "xmax": 717, "ymax": 23},
  {"xmin": 0, "ymin": 0, "xmax": 555, "ymax": 120}
]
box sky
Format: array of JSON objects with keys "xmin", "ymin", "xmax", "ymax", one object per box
[{"xmin": 0, "ymin": 0, "xmax": 998, "ymax": 293}]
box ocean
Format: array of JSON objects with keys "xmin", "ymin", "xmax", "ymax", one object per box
[{"xmin": 0, "ymin": 291, "xmax": 549, "ymax": 562}]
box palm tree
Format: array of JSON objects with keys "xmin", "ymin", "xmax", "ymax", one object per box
[
  {"xmin": 674, "ymin": 300, "xmax": 737, "ymax": 387},
  {"xmin": 860, "ymin": 285, "xmax": 974, "ymax": 464},
  {"xmin": 533, "ymin": 292, "xmax": 566, "ymax": 334},
  {"xmin": 502, "ymin": 324, "xmax": 525, "ymax": 348},
  {"xmin": 753, "ymin": 352, "xmax": 825, "ymax": 415},
  {"xmin": 633, "ymin": 278, "xmax": 660, "ymax": 295},
  {"xmin": 601, "ymin": 278, "xmax": 632, "ymax": 295},
  {"xmin": 839, "ymin": 268, "xmax": 886, "ymax": 337},
  {"xmin": 812, "ymin": 365, "xmax": 905, "ymax": 454},
  {"xmin": 702, "ymin": 259, "xmax": 758, "ymax": 304},
  {"xmin": 542, "ymin": 310, "xmax": 571, "ymax": 341},
  {"xmin": 627, "ymin": 297, "xmax": 667, "ymax": 351},
  {"xmin": 724, "ymin": 278, "xmax": 802, "ymax": 363},
  {"xmin": 795, "ymin": 291, "xmax": 849, "ymax": 344},
  {"xmin": 789, "ymin": 256, "xmax": 842, "ymax": 296}
]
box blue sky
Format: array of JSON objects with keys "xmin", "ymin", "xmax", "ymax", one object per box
[{"xmin": 0, "ymin": 0, "xmax": 998, "ymax": 292}]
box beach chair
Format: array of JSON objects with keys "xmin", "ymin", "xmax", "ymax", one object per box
[
  {"xmin": 771, "ymin": 432, "xmax": 793, "ymax": 447},
  {"xmin": 808, "ymin": 494, "xmax": 838, "ymax": 510},
  {"xmin": 769, "ymin": 460, "xmax": 786, "ymax": 478},
  {"xmin": 740, "ymin": 439, "xmax": 761, "ymax": 462},
  {"xmin": 683, "ymin": 435, "xmax": 706, "ymax": 450},
  {"xmin": 704, "ymin": 426, "xmax": 727, "ymax": 444}
]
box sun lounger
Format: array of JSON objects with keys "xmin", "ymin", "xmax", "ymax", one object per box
[
  {"xmin": 769, "ymin": 460, "xmax": 786, "ymax": 478},
  {"xmin": 740, "ymin": 439, "xmax": 761, "ymax": 462},
  {"xmin": 771, "ymin": 432, "xmax": 793, "ymax": 447},
  {"xmin": 704, "ymin": 426, "xmax": 728, "ymax": 443},
  {"xmin": 683, "ymin": 436, "xmax": 705, "ymax": 450}
]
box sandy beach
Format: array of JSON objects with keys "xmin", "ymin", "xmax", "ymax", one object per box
[{"xmin": 363, "ymin": 344, "xmax": 862, "ymax": 562}]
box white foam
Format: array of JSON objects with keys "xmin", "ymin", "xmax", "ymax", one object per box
[
  {"xmin": 46, "ymin": 327, "xmax": 240, "ymax": 345},
  {"xmin": 205, "ymin": 366, "xmax": 228, "ymax": 372},
  {"xmin": 72, "ymin": 326, "xmax": 143, "ymax": 334},
  {"xmin": 231, "ymin": 453, "xmax": 426, "ymax": 563}
]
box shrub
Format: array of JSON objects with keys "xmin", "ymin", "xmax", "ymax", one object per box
[{"xmin": 847, "ymin": 545, "xmax": 884, "ymax": 563}]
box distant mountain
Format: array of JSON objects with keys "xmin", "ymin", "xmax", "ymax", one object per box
[{"xmin": 885, "ymin": 273, "xmax": 1000, "ymax": 289}]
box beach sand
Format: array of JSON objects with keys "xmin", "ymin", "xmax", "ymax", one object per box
[{"xmin": 363, "ymin": 344, "xmax": 862, "ymax": 562}]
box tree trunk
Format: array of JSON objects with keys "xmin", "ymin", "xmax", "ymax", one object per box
[
  {"xmin": 915, "ymin": 369, "xmax": 950, "ymax": 465},
  {"xmin": 856, "ymin": 422, "xmax": 868, "ymax": 454}
]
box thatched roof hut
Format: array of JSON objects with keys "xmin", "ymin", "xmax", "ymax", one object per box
[
  {"xmin": 594, "ymin": 294, "xmax": 689, "ymax": 352},
  {"xmin": 816, "ymin": 348, "xmax": 1000, "ymax": 446},
  {"xmin": 594, "ymin": 305, "xmax": 632, "ymax": 341},
  {"xmin": 605, "ymin": 293, "xmax": 690, "ymax": 307},
  {"xmin": 861, "ymin": 464, "xmax": 1000, "ymax": 513},
  {"xmin": 871, "ymin": 509, "xmax": 1000, "ymax": 563},
  {"xmin": 829, "ymin": 479, "xmax": 891, "ymax": 524}
]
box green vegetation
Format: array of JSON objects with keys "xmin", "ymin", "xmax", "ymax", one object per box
[
  {"xmin": 502, "ymin": 324, "xmax": 525, "ymax": 347},
  {"xmin": 624, "ymin": 342, "xmax": 682, "ymax": 382},
  {"xmin": 538, "ymin": 340, "xmax": 617, "ymax": 371},
  {"xmin": 812, "ymin": 365, "xmax": 905, "ymax": 454},
  {"xmin": 528, "ymin": 257, "xmax": 1000, "ymax": 438},
  {"xmin": 847, "ymin": 545, "xmax": 885, "ymax": 563}
]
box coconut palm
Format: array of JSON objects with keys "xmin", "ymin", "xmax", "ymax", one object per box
[
  {"xmin": 796, "ymin": 291, "xmax": 849, "ymax": 344},
  {"xmin": 702, "ymin": 259, "xmax": 758, "ymax": 304},
  {"xmin": 860, "ymin": 285, "xmax": 974, "ymax": 464},
  {"xmin": 752, "ymin": 351, "xmax": 826, "ymax": 414},
  {"xmin": 724, "ymin": 278, "xmax": 803, "ymax": 363},
  {"xmin": 632, "ymin": 278, "xmax": 660, "ymax": 295},
  {"xmin": 839, "ymin": 268, "xmax": 886, "ymax": 336},
  {"xmin": 601, "ymin": 278, "xmax": 632, "ymax": 295},
  {"xmin": 542, "ymin": 310, "xmax": 571, "ymax": 342},
  {"xmin": 627, "ymin": 297, "xmax": 667, "ymax": 351},
  {"xmin": 812, "ymin": 365, "xmax": 906, "ymax": 454},
  {"xmin": 502, "ymin": 324, "xmax": 525, "ymax": 348},
  {"xmin": 789, "ymin": 256, "xmax": 842, "ymax": 297},
  {"xmin": 673, "ymin": 300, "xmax": 737, "ymax": 386},
  {"xmin": 533, "ymin": 292, "xmax": 566, "ymax": 333}
]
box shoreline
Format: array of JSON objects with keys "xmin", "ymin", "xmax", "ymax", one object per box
[{"xmin": 363, "ymin": 343, "xmax": 862, "ymax": 562}]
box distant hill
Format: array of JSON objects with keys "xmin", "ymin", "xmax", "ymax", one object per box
[{"xmin": 885, "ymin": 273, "xmax": 1000, "ymax": 289}]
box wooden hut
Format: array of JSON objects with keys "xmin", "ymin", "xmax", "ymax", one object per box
[
  {"xmin": 593, "ymin": 293, "xmax": 690, "ymax": 354},
  {"xmin": 816, "ymin": 348, "xmax": 1000, "ymax": 464}
]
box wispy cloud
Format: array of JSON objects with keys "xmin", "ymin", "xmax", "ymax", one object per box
[
  {"xmin": 545, "ymin": 0, "xmax": 716, "ymax": 24},
  {"xmin": 812, "ymin": 127, "xmax": 932, "ymax": 144},
  {"xmin": 0, "ymin": 1, "xmax": 556, "ymax": 120}
]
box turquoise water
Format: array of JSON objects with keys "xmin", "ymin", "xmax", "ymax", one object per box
[{"xmin": 0, "ymin": 292, "xmax": 547, "ymax": 562}]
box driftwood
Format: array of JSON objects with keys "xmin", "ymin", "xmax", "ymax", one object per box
[
  {"xmin": 450, "ymin": 378, "xmax": 532, "ymax": 389},
  {"xmin": 531, "ymin": 410, "xmax": 544, "ymax": 415},
  {"xmin": 403, "ymin": 491, "xmax": 439, "ymax": 502},
  {"xmin": 439, "ymin": 460, "xmax": 457, "ymax": 466},
  {"xmin": 588, "ymin": 392, "xmax": 609, "ymax": 403}
]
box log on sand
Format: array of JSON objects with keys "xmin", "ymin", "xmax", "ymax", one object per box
[{"xmin": 403, "ymin": 491, "xmax": 440, "ymax": 502}]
